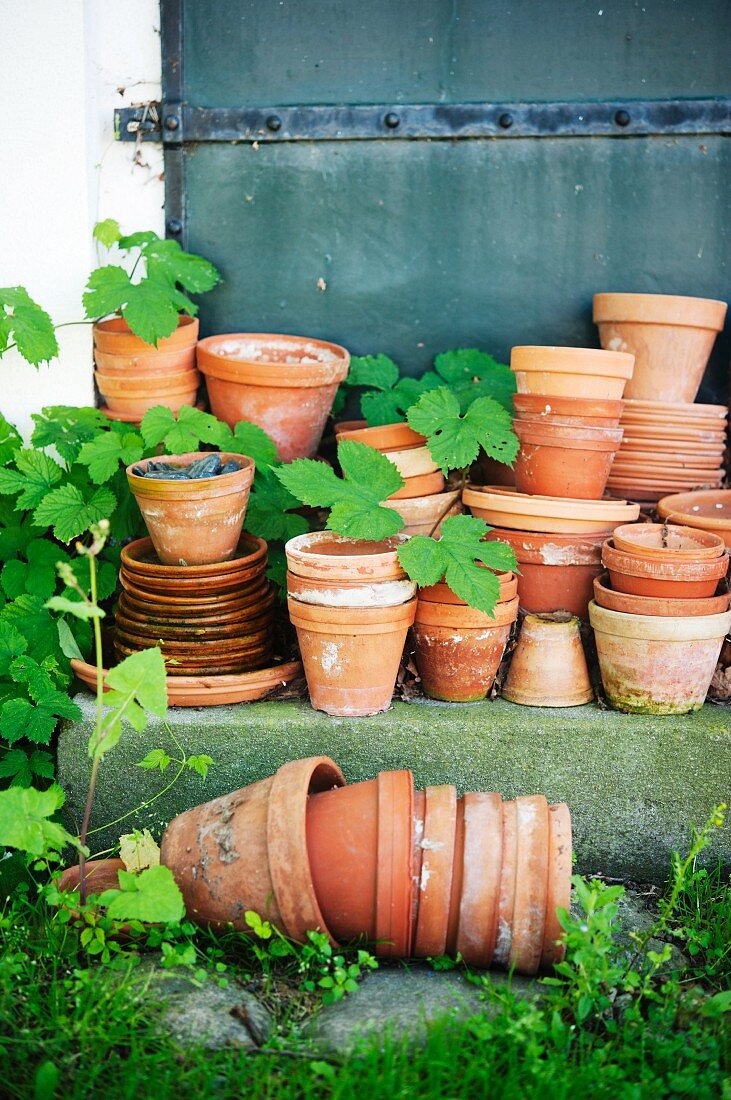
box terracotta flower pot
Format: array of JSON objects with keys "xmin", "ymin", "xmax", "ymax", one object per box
[
  {"xmin": 381, "ymin": 445, "xmax": 439, "ymax": 478},
  {"xmin": 307, "ymin": 770, "xmax": 415, "ymax": 958},
  {"xmin": 502, "ymin": 613, "xmax": 594, "ymax": 707},
  {"xmin": 336, "ymin": 421, "xmax": 426, "ymax": 450},
  {"xmin": 412, "ymin": 595, "xmax": 520, "ymax": 702},
  {"xmin": 333, "ymin": 419, "xmax": 367, "ymax": 435},
  {"xmin": 657, "ymin": 490, "xmax": 731, "ymax": 548},
  {"xmin": 601, "ymin": 539, "xmax": 728, "ymax": 599},
  {"xmin": 287, "ymin": 570, "xmax": 416, "ymax": 608},
  {"xmin": 389, "ymin": 489, "xmax": 462, "ymax": 536},
  {"xmin": 93, "ymin": 346, "xmax": 197, "ymax": 376},
  {"xmin": 94, "ymin": 314, "xmax": 199, "ymax": 355},
  {"xmin": 513, "ymin": 420, "xmax": 623, "ymax": 499},
  {"xmin": 593, "ymin": 293, "xmax": 727, "ymax": 403},
  {"xmin": 95, "ymin": 370, "xmax": 200, "ymax": 416},
  {"xmin": 589, "ymin": 600, "xmax": 731, "ymax": 714},
  {"xmin": 197, "ymin": 333, "xmax": 350, "ymax": 462},
  {"xmin": 483, "ymin": 527, "xmax": 606, "ymax": 619},
  {"xmin": 418, "ymin": 570, "xmax": 517, "ymax": 605},
  {"xmin": 389, "ymin": 471, "xmax": 446, "ymax": 499},
  {"xmin": 612, "ymin": 523, "xmax": 725, "ymax": 560},
  {"xmin": 161, "ymin": 756, "xmax": 345, "ymax": 937},
  {"xmin": 288, "ymin": 596, "xmax": 417, "ymax": 715},
  {"xmin": 451, "ymin": 792, "xmax": 504, "ymax": 968},
  {"xmin": 510, "ymin": 346, "xmax": 635, "ymax": 400},
  {"xmin": 463, "ymin": 485, "xmax": 640, "ymax": 535},
  {"xmin": 541, "ymin": 802, "xmax": 572, "ymax": 968},
  {"xmin": 593, "ymin": 573, "xmax": 730, "ymax": 617},
  {"xmin": 513, "ymin": 393, "xmax": 623, "ymax": 428},
  {"xmin": 58, "ymin": 858, "xmax": 126, "ymax": 898},
  {"xmin": 285, "ymin": 531, "xmax": 408, "ymax": 582},
  {"xmin": 412, "ymin": 785, "xmax": 458, "ymax": 958},
  {"xmin": 127, "ymin": 452, "xmax": 255, "ymax": 566},
  {"xmin": 93, "ymin": 316, "xmax": 200, "ymax": 414}
]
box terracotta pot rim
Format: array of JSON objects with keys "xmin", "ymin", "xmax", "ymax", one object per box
[
  {"xmin": 121, "ymin": 534, "xmax": 267, "ymax": 578},
  {"xmin": 513, "ymin": 420, "xmax": 624, "ymax": 449},
  {"xmin": 513, "ymin": 393, "xmax": 623, "ymax": 418},
  {"xmin": 381, "ymin": 445, "xmax": 439, "ymax": 477},
  {"xmin": 589, "ymin": 599, "xmax": 731, "ymax": 640},
  {"xmin": 127, "ymin": 452, "xmax": 255, "ymax": 499},
  {"xmin": 622, "ymin": 398, "xmax": 728, "ymax": 417},
  {"xmin": 484, "ymin": 527, "xmax": 604, "ymax": 564},
  {"xmin": 593, "ymin": 573, "xmax": 730, "ymax": 617},
  {"xmin": 288, "ymin": 593, "xmax": 417, "ymax": 629},
  {"xmin": 593, "ymin": 293, "xmax": 727, "ymax": 330},
  {"xmin": 93, "ymin": 314, "xmax": 199, "ymax": 351},
  {"xmin": 612, "ymin": 523, "xmax": 725, "ymax": 559},
  {"xmin": 285, "ymin": 531, "xmax": 408, "ymax": 580},
  {"xmin": 418, "ymin": 570, "xmax": 517, "ymax": 604},
  {"xmin": 463, "ymin": 485, "xmax": 638, "ymax": 519},
  {"xmin": 387, "ymin": 488, "xmax": 461, "ymax": 516},
  {"xmin": 657, "ymin": 491, "xmax": 731, "ymax": 530},
  {"xmin": 287, "ymin": 573, "xmax": 416, "ymax": 608},
  {"xmin": 602, "ymin": 540, "xmax": 728, "ymax": 580},
  {"xmin": 389, "ymin": 471, "xmax": 446, "ymax": 499},
  {"xmin": 511, "ymin": 345, "xmax": 635, "ymax": 378},
  {"xmin": 197, "ymin": 333, "xmax": 350, "ymax": 388},
  {"xmin": 336, "ymin": 421, "xmax": 426, "ymax": 449},
  {"xmin": 414, "ymin": 594, "xmax": 519, "ymax": 627}
]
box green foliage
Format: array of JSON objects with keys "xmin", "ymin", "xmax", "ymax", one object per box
[
  {"xmin": 432, "ymin": 348, "xmax": 515, "ymax": 413},
  {"xmin": 407, "ymin": 387, "xmax": 518, "ymax": 473},
  {"xmin": 89, "ymin": 648, "xmax": 167, "ymax": 761},
  {"xmin": 0, "ymin": 784, "xmax": 78, "ymax": 858},
  {"xmin": 0, "ymin": 287, "xmax": 58, "ymax": 366},
  {"xmin": 97, "ymin": 866, "xmax": 185, "ymax": 924},
  {"xmin": 246, "ymin": 464, "xmax": 309, "ymax": 543},
  {"xmin": 276, "ymin": 441, "xmax": 405, "ymax": 540},
  {"xmin": 397, "ymin": 515, "xmax": 517, "ymax": 614},
  {"xmin": 140, "ymin": 404, "xmax": 226, "ymax": 453}
]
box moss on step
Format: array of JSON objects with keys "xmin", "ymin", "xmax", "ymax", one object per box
[{"xmin": 57, "ymin": 695, "xmax": 731, "ymax": 884}]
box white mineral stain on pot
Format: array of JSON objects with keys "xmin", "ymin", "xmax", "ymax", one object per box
[
  {"xmin": 320, "ymin": 641, "xmax": 340, "ymax": 674},
  {"xmin": 536, "ymin": 543, "xmax": 587, "ymax": 566},
  {"xmin": 420, "ymin": 866, "xmax": 432, "ymax": 891},
  {"xmin": 493, "ymin": 919, "xmax": 512, "ymax": 964},
  {"xmin": 420, "ymin": 838, "xmax": 444, "ymax": 851}
]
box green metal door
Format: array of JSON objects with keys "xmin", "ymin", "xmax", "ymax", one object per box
[{"xmin": 120, "ymin": 0, "xmax": 731, "ymax": 400}]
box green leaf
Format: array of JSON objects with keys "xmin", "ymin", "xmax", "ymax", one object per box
[
  {"xmin": 1, "ymin": 595, "xmax": 60, "ymax": 666},
  {"xmin": 0, "ymin": 287, "xmax": 58, "ymax": 366},
  {"xmin": 122, "ymin": 279, "xmax": 194, "ymax": 346},
  {"xmin": 434, "ymin": 349, "xmax": 515, "ymax": 414},
  {"xmin": 82, "ymin": 265, "xmax": 132, "ymax": 320},
  {"xmin": 144, "ymin": 238, "xmax": 220, "ymax": 295},
  {"xmin": 187, "ymin": 753, "xmax": 215, "ymax": 779},
  {"xmin": 0, "ymin": 784, "xmax": 75, "ymax": 856},
  {"xmin": 0, "ymin": 698, "xmax": 55, "ymax": 746},
  {"xmin": 246, "ymin": 465, "xmax": 309, "ymax": 543},
  {"xmin": 398, "ymin": 515, "xmax": 517, "ymax": 614},
  {"xmin": 118, "ymin": 230, "xmax": 160, "ymax": 250},
  {"xmin": 1, "ymin": 540, "xmax": 68, "ymax": 601},
  {"xmin": 45, "ymin": 596, "xmax": 105, "ymax": 621},
  {"xmin": 31, "ymin": 405, "xmax": 109, "ymax": 465},
  {"xmin": 137, "ymin": 748, "xmax": 172, "ymax": 772},
  {"xmin": 140, "ymin": 404, "xmax": 227, "ymax": 453},
  {"xmin": 0, "ymin": 414, "xmax": 22, "ymax": 465},
  {"xmin": 95, "ymin": 648, "xmax": 168, "ymax": 760},
  {"xmin": 407, "ymin": 388, "xmax": 518, "ymax": 473},
  {"xmin": 347, "ymin": 354, "xmax": 400, "ymax": 391},
  {"xmin": 57, "ymin": 619, "xmax": 84, "ymax": 662},
  {"xmin": 0, "ymin": 450, "xmax": 64, "ymax": 509},
  {"xmin": 218, "ymin": 420, "xmax": 278, "ymax": 467},
  {"xmin": 0, "ymin": 619, "xmax": 28, "ymax": 676},
  {"xmin": 101, "ymin": 865, "xmax": 185, "ymax": 923},
  {"xmin": 93, "ymin": 219, "xmax": 122, "ymax": 248},
  {"xmin": 361, "ymin": 376, "xmax": 442, "ymax": 427},
  {"xmin": 77, "ymin": 431, "xmax": 144, "ymax": 484},
  {"xmin": 32, "ymin": 484, "xmax": 117, "ymax": 544},
  {"xmin": 0, "ymin": 747, "xmax": 54, "ymax": 787}
]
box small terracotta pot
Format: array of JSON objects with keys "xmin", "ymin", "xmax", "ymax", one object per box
[
  {"xmin": 483, "ymin": 527, "xmax": 605, "ymax": 619},
  {"xmin": 288, "ymin": 596, "xmax": 417, "ymax": 715},
  {"xmin": 511, "ymin": 346, "xmax": 635, "ymax": 400},
  {"xmin": 513, "ymin": 393, "xmax": 623, "ymax": 428},
  {"xmin": 463, "ymin": 485, "xmax": 640, "ymax": 535},
  {"xmin": 197, "ymin": 333, "xmax": 350, "ymax": 462},
  {"xmin": 381, "ymin": 445, "xmax": 439, "ymax": 478},
  {"xmin": 287, "ymin": 570, "xmax": 416, "ymax": 608},
  {"xmin": 511, "ymin": 795, "xmax": 550, "ymax": 974},
  {"xmin": 612, "ymin": 523, "xmax": 725, "ymax": 560},
  {"xmin": 513, "ymin": 420, "xmax": 623, "ymax": 499},
  {"xmin": 502, "ymin": 613, "xmax": 594, "ymax": 707},
  {"xmin": 541, "ymin": 803, "xmax": 571, "ymax": 968},
  {"xmin": 593, "ymin": 293, "xmax": 727, "ymax": 403},
  {"xmin": 93, "ymin": 346, "xmax": 197, "ymax": 376},
  {"xmin": 390, "ymin": 489, "xmax": 462, "ymax": 536},
  {"xmin": 94, "ymin": 314, "xmax": 199, "ymax": 355},
  {"xmin": 389, "ymin": 471, "xmax": 446, "ymax": 499},
  {"xmin": 285, "ymin": 531, "xmax": 408, "ymax": 582},
  {"xmin": 452, "ymin": 792, "xmax": 504, "ymax": 968},
  {"xmin": 412, "ymin": 595, "xmax": 520, "ymax": 702},
  {"xmin": 602, "ymin": 540, "xmax": 728, "ymax": 599},
  {"xmin": 589, "ymin": 600, "xmax": 731, "ymax": 714},
  {"xmin": 657, "ymin": 490, "xmax": 731, "ymax": 548},
  {"xmin": 161, "ymin": 756, "xmax": 345, "ymax": 937},
  {"xmin": 418, "ymin": 569, "xmax": 517, "ymax": 605},
  {"xmin": 127, "ymin": 453, "xmax": 255, "ymax": 566},
  {"xmin": 593, "ymin": 573, "xmax": 730, "ymax": 617},
  {"xmin": 336, "ymin": 421, "xmax": 425, "ymax": 450}
]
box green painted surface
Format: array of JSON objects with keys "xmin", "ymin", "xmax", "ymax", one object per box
[{"xmin": 58, "ymin": 694, "xmax": 731, "ymax": 884}]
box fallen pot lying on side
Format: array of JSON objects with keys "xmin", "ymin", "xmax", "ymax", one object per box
[{"xmin": 160, "ymin": 755, "xmax": 572, "ymax": 975}]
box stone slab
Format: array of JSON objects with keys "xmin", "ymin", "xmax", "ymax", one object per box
[{"xmin": 58, "ymin": 694, "xmax": 731, "ymax": 883}]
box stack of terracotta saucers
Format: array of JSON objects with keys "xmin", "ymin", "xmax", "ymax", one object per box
[
  {"xmin": 607, "ymin": 399, "xmax": 728, "ymax": 502},
  {"xmin": 335, "ymin": 420, "xmax": 462, "ymax": 535},
  {"xmin": 115, "ymin": 534, "xmax": 276, "ymax": 675}
]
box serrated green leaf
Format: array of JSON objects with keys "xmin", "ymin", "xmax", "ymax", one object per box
[
  {"xmin": 101, "ymin": 864, "xmax": 184, "ymax": 923},
  {"xmin": 94, "ymin": 648, "xmax": 167, "ymax": 760},
  {"xmin": 0, "ymin": 698, "xmax": 56, "ymax": 746},
  {"xmin": 361, "ymin": 376, "xmax": 442, "ymax": 427},
  {"xmin": 407, "ymin": 388, "xmax": 518, "ymax": 473},
  {"xmin": 274, "ymin": 458, "xmax": 342, "ymax": 508},
  {"xmin": 347, "ymin": 354, "xmax": 400, "ymax": 391},
  {"xmin": 246, "ymin": 465, "xmax": 309, "ymax": 543},
  {"xmin": 45, "ymin": 596, "xmax": 105, "ymax": 621},
  {"xmin": 187, "ymin": 753, "xmax": 215, "ymax": 779},
  {"xmin": 122, "ymin": 279, "xmax": 193, "ymax": 346},
  {"xmin": 0, "ymin": 784, "xmax": 74, "ymax": 856},
  {"xmin": 0, "ymin": 414, "xmax": 22, "ymax": 465},
  {"xmin": 31, "ymin": 405, "xmax": 109, "ymax": 464},
  {"xmin": 1, "ymin": 540, "xmax": 68, "ymax": 601},
  {"xmin": 0, "ymin": 450, "xmax": 64, "ymax": 509},
  {"xmin": 218, "ymin": 420, "xmax": 278, "ymax": 467},
  {"xmin": 338, "ymin": 439, "xmax": 404, "ymax": 500},
  {"xmin": 0, "ymin": 619, "xmax": 28, "ymax": 676},
  {"xmin": 0, "ymin": 748, "xmax": 34, "ymax": 786},
  {"xmin": 118, "ymin": 230, "xmax": 160, "ymax": 250},
  {"xmin": 434, "ymin": 350, "xmax": 515, "ymax": 414},
  {"xmin": 93, "ymin": 219, "xmax": 122, "ymax": 248},
  {"xmin": 32, "ymin": 484, "xmax": 117, "ymax": 544},
  {"xmin": 140, "ymin": 404, "xmax": 227, "ymax": 453},
  {"xmin": 137, "ymin": 748, "xmax": 172, "ymax": 772},
  {"xmin": 0, "ymin": 287, "xmax": 58, "ymax": 366},
  {"xmin": 82, "ymin": 265, "xmax": 132, "ymax": 320},
  {"xmin": 144, "ymin": 238, "xmax": 220, "ymax": 295},
  {"xmin": 77, "ymin": 431, "xmax": 144, "ymax": 484},
  {"xmin": 0, "ymin": 595, "xmax": 59, "ymax": 666}
]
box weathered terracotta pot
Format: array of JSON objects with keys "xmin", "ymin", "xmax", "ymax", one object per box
[
  {"xmin": 336, "ymin": 421, "xmax": 425, "ymax": 450},
  {"xmin": 602, "ymin": 539, "xmax": 728, "ymax": 599},
  {"xmin": 589, "ymin": 600, "xmax": 731, "ymax": 714},
  {"xmin": 161, "ymin": 756, "xmax": 345, "ymax": 937},
  {"xmin": 288, "ymin": 596, "xmax": 417, "ymax": 716},
  {"xmin": 502, "ymin": 614, "xmax": 594, "ymax": 707},
  {"xmin": 593, "ymin": 573, "xmax": 730, "ymax": 617},
  {"xmin": 58, "ymin": 858, "xmax": 125, "ymax": 898},
  {"xmin": 612, "ymin": 523, "xmax": 725, "ymax": 560},
  {"xmin": 94, "ymin": 346, "xmax": 197, "ymax": 376},
  {"xmin": 285, "ymin": 532, "xmax": 408, "ymax": 582},
  {"xmin": 418, "ymin": 570, "xmax": 517, "ymax": 605},
  {"xmin": 593, "ymin": 293, "xmax": 727, "ymax": 403},
  {"xmin": 513, "ymin": 420, "xmax": 623, "ymax": 499},
  {"xmin": 93, "ymin": 316, "xmax": 200, "ymax": 414},
  {"xmin": 541, "ymin": 802, "xmax": 572, "ymax": 968},
  {"xmin": 127, "ymin": 453, "xmax": 255, "ymax": 566},
  {"xmin": 463, "ymin": 485, "xmax": 640, "ymax": 535},
  {"xmin": 197, "ymin": 333, "xmax": 350, "ymax": 462},
  {"xmin": 95, "ymin": 370, "xmax": 199, "ymax": 416},
  {"xmin": 513, "ymin": 393, "xmax": 623, "ymax": 428},
  {"xmin": 382, "ymin": 445, "xmax": 439, "ymax": 478},
  {"xmin": 307, "ymin": 770, "xmax": 415, "ymax": 958},
  {"xmin": 657, "ymin": 490, "xmax": 731, "ymax": 548},
  {"xmin": 287, "ymin": 570, "xmax": 415, "ymax": 608},
  {"xmin": 451, "ymin": 792, "xmax": 504, "ymax": 968},
  {"xmin": 412, "ymin": 594, "xmax": 520, "ymax": 702},
  {"xmin": 412, "ymin": 785, "xmax": 458, "ymax": 958},
  {"xmin": 94, "ymin": 314, "xmax": 199, "ymax": 355},
  {"xmin": 389, "ymin": 471, "xmax": 446, "ymax": 499},
  {"xmin": 510, "ymin": 346, "xmax": 635, "ymax": 400},
  {"xmin": 483, "ymin": 527, "xmax": 605, "ymax": 619},
  {"xmin": 391, "ymin": 489, "xmax": 462, "ymax": 536}
]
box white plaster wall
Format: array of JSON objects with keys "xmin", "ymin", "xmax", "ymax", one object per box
[{"xmin": 0, "ymin": 0, "xmax": 164, "ymax": 438}]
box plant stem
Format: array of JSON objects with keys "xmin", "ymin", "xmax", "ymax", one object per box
[
  {"xmin": 79, "ymin": 554, "xmax": 104, "ymax": 903},
  {"xmin": 427, "ymin": 468, "xmax": 467, "ymax": 538}
]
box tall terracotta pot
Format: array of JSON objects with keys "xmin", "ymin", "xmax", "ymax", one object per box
[
  {"xmin": 502, "ymin": 614, "xmax": 594, "ymax": 707},
  {"xmin": 593, "ymin": 293, "xmax": 727, "ymax": 403},
  {"xmin": 197, "ymin": 333, "xmax": 350, "ymax": 462}
]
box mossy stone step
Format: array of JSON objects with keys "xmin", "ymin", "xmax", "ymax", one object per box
[{"xmin": 58, "ymin": 695, "xmax": 731, "ymax": 884}]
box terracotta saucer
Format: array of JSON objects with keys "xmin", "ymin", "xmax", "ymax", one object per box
[
  {"xmin": 619, "ymin": 424, "xmax": 726, "ymax": 443},
  {"xmin": 622, "ymin": 399, "xmax": 728, "ymax": 418},
  {"xmin": 119, "ymin": 563, "xmax": 267, "ymax": 596},
  {"xmin": 116, "ymin": 587, "xmax": 274, "ymax": 626},
  {"xmin": 114, "ymin": 620, "xmax": 272, "ymax": 656},
  {"xmin": 121, "ymin": 535, "xmax": 267, "ymax": 579},
  {"xmin": 462, "ymin": 484, "xmax": 640, "ymax": 534},
  {"xmin": 112, "ymin": 641, "xmax": 274, "ymax": 676},
  {"xmin": 657, "ymin": 491, "xmax": 731, "ymax": 547},
  {"xmin": 118, "ymin": 573, "xmax": 269, "ymax": 612}
]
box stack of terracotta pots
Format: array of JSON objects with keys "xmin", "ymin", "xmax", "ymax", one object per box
[
  {"xmin": 334, "ymin": 420, "xmax": 463, "ymax": 535},
  {"xmin": 411, "ymin": 571, "xmax": 519, "ymax": 702},
  {"xmin": 594, "ymin": 294, "xmax": 728, "ymax": 503},
  {"xmin": 94, "ymin": 316, "xmax": 201, "ymax": 421},
  {"xmin": 462, "ymin": 346, "xmax": 639, "ymax": 620},
  {"xmin": 590, "ymin": 522, "xmax": 731, "ymax": 713},
  {"xmin": 197, "ymin": 334, "xmax": 350, "ymax": 461},
  {"xmin": 285, "ymin": 532, "xmax": 417, "ymax": 716},
  {"xmin": 161, "ymin": 755, "xmax": 572, "ymax": 976}
]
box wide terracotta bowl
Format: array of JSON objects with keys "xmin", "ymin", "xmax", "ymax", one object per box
[
  {"xmin": 657, "ymin": 491, "xmax": 731, "ymax": 548},
  {"xmin": 611, "ymin": 523, "xmax": 725, "ymax": 560},
  {"xmin": 592, "ymin": 573, "xmax": 730, "ymax": 617}
]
